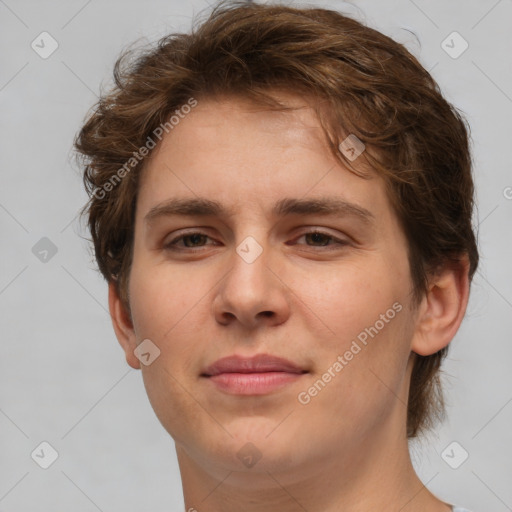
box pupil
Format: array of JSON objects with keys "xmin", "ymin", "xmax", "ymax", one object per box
[
  {"xmin": 185, "ymin": 234, "xmax": 205, "ymax": 247},
  {"xmin": 308, "ymin": 233, "xmax": 328, "ymax": 245}
]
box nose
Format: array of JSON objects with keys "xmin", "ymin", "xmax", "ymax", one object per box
[{"xmin": 212, "ymin": 237, "xmax": 291, "ymax": 329}]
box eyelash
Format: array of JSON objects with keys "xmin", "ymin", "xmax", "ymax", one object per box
[{"xmin": 164, "ymin": 229, "xmax": 349, "ymax": 252}]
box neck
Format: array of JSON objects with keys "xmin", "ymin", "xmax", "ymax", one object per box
[{"xmin": 176, "ymin": 399, "xmax": 450, "ymax": 512}]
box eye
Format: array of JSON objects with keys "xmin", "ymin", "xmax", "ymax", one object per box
[
  {"xmin": 164, "ymin": 231, "xmax": 216, "ymax": 251},
  {"xmin": 293, "ymin": 229, "xmax": 349, "ymax": 249},
  {"xmin": 163, "ymin": 229, "xmax": 349, "ymax": 253}
]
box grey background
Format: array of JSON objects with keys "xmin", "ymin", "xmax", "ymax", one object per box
[{"xmin": 1, "ymin": 0, "xmax": 511, "ymax": 510}]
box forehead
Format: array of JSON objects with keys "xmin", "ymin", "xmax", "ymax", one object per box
[
  {"xmin": 137, "ymin": 94, "xmax": 391, "ymax": 223},
  {"xmin": 156, "ymin": 93, "xmax": 335, "ymax": 160}
]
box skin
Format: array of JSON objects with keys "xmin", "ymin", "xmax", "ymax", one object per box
[{"xmin": 109, "ymin": 93, "xmax": 470, "ymax": 512}]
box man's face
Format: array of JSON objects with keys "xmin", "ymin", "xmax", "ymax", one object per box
[{"xmin": 120, "ymin": 94, "xmax": 420, "ymax": 475}]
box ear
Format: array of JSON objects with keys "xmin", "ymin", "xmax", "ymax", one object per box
[
  {"xmin": 411, "ymin": 255, "xmax": 470, "ymax": 356},
  {"xmin": 108, "ymin": 281, "xmax": 141, "ymax": 369}
]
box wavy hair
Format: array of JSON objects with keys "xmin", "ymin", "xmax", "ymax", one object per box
[{"xmin": 74, "ymin": 0, "xmax": 479, "ymax": 438}]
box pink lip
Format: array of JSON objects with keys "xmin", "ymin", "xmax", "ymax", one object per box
[{"xmin": 201, "ymin": 354, "xmax": 307, "ymax": 395}]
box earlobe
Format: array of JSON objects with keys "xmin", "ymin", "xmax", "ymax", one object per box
[
  {"xmin": 108, "ymin": 281, "xmax": 141, "ymax": 370},
  {"xmin": 411, "ymin": 255, "xmax": 470, "ymax": 356}
]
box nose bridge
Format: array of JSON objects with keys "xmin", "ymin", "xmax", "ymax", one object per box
[
  {"xmin": 213, "ymin": 231, "xmax": 289, "ymax": 327},
  {"xmin": 228, "ymin": 233, "xmax": 271, "ymax": 302}
]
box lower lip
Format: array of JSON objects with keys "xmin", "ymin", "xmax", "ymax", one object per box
[{"xmin": 205, "ymin": 372, "xmax": 304, "ymax": 395}]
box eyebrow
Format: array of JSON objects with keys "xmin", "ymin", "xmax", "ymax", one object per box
[{"xmin": 144, "ymin": 196, "xmax": 375, "ymax": 225}]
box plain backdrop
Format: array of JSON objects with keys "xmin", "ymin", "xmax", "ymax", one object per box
[{"xmin": 1, "ymin": 0, "xmax": 511, "ymax": 511}]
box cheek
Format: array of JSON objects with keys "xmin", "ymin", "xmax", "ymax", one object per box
[
  {"xmin": 127, "ymin": 260, "xmax": 209, "ymax": 392},
  {"xmin": 128, "ymin": 258, "xmax": 202, "ymax": 340},
  {"xmin": 296, "ymin": 258, "xmax": 413, "ymax": 405},
  {"xmin": 298, "ymin": 257, "xmax": 406, "ymax": 348},
  {"xmin": 127, "ymin": 263, "xmax": 212, "ymax": 441}
]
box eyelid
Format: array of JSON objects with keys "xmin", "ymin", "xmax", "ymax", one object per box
[
  {"xmin": 291, "ymin": 229, "xmax": 350, "ymax": 248},
  {"xmin": 163, "ymin": 227, "xmax": 350, "ymax": 251},
  {"xmin": 163, "ymin": 229, "xmax": 218, "ymax": 249}
]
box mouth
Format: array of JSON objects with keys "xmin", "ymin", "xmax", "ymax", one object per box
[{"xmin": 201, "ymin": 353, "xmax": 308, "ymax": 395}]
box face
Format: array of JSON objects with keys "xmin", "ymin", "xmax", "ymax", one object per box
[{"xmin": 116, "ymin": 94, "xmax": 422, "ymax": 479}]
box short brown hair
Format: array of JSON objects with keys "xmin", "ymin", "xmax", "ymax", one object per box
[{"xmin": 74, "ymin": 0, "xmax": 479, "ymax": 439}]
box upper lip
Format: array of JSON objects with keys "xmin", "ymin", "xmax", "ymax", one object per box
[{"xmin": 202, "ymin": 354, "xmax": 306, "ymax": 377}]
